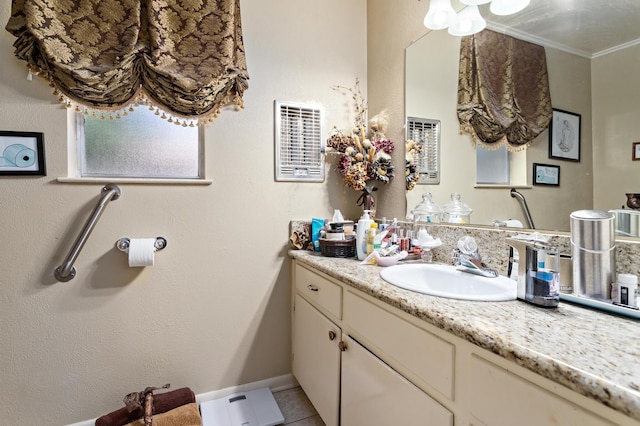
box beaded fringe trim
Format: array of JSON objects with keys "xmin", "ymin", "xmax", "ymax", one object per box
[{"xmin": 28, "ymin": 68, "xmax": 244, "ymax": 127}]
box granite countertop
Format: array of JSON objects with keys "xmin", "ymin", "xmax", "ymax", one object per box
[{"xmin": 290, "ymin": 250, "xmax": 640, "ymax": 421}]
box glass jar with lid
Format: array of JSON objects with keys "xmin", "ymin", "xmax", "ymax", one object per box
[
  {"xmin": 443, "ymin": 193, "xmax": 472, "ymax": 224},
  {"xmin": 410, "ymin": 192, "xmax": 443, "ymax": 225}
]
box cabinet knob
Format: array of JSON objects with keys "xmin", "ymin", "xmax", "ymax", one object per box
[
  {"xmin": 307, "ymin": 284, "xmax": 319, "ymax": 292},
  {"xmin": 338, "ymin": 341, "xmax": 347, "ymax": 352},
  {"xmin": 328, "ymin": 330, "xmax": 336, "ymax": 341}
]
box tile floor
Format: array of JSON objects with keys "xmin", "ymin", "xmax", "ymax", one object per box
[{"xmin": 272, "ymin": 387, "xmax": 326, "ymax": 425}]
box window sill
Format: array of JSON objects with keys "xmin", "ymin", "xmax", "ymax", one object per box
[
  {"xmin": 57, "ymin": 177, "xmax": 213, "ymax": 185},
  {"xmin": 474, "ymin": 184, "xmax": 532, "ymax": 189}
]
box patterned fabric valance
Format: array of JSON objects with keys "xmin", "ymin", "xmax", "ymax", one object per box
[
  {"xmin": 5, "ymin": 0, "xmax": 249, "ymax": 125},
  {"xmin": 457, "ymin": 30, "xmax": 551, "ymax": 151}
]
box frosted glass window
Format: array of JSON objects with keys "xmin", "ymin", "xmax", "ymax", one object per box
[
  {"xmin": 79, "ymin": 107, "xmax": 203, "ymax": 179},
  {"xmin": 476, "ymin": 145, "xmax": 509, "ymax": 184}
]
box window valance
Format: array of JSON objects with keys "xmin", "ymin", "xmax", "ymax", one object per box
[
  {"xmin": 5, "ymin": 0, "xmax": 249, "ymax": 125},
  {"xmin": 457, "ymin": 29, "xmax": 551, "ymax": 151}
]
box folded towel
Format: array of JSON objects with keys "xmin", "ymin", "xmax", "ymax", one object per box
[
  {"xmin": 95, "ymin": 387, "xmax": 196, "ymax": 426},
  {"xmin": 124, "ymin": 403, "xmax": 201, "ymax": 426}
]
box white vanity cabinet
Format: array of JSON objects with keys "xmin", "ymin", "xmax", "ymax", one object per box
[
  {"xmin": 292, "ymin": 262, "xmax": 452, "ymax": 426},
  {"xmin": 292, "ymin": 260, "xmax": 634, "ymax": 426}
]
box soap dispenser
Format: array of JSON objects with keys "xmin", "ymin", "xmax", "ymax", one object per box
[{"xmin": 506, "ymin": 235, "xmax": 560, "ymax": 308}]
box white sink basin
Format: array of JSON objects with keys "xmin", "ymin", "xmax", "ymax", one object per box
[{"xmin": 380, "ymin": 263, "xmax": 517, "ymax": 301}]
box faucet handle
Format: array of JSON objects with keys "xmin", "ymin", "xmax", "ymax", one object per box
[{"xmin": 457, "ymin": 236, "xmax": 480, "ymax": 260}]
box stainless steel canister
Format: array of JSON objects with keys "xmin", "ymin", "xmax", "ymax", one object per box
[{"xmin": 570, "ymin": 210, "xmax": 616, "ymax": 299}]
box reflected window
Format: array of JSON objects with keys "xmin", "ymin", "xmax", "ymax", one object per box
[
  {"xmin": 476, "ymin": 145, "xmax": 527, "ymax": 186},
  {"xmin": 476, "ymin": 146, "xmax": 509, "ymax": 184}
]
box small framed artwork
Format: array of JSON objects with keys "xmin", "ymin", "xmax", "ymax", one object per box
[
  {"xmin": 0, "ymin": 131, "xmax": 46, "ymax": 176},
  {"xmin": 633, "ymin": 142, "xmax": 640, "ymax": 161},
  {"xmin": 533, "ymin": 163, "xmax": 560, "ymax": 186},
  {"xmin": 549, "ymin": 109, "xmax": 581, "ymax": 162}
]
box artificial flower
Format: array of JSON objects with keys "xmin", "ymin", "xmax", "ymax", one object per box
[{"xmin": 327, "ymin": 126, "xmax": 395, "ymax": 191}]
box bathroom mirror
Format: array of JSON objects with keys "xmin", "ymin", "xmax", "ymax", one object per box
[{"xmin": 405, "ymin": 0, "xmax": 640, "ymax": 233}]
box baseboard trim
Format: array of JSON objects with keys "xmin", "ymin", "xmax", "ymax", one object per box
[{"xmin": 66, "ymin": 374, "xmax": 298, "ymax": 426}]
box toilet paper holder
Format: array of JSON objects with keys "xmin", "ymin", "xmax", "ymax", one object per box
[{"xmin": 116, "ymin": 237, "xmax": 167, "ymax": 253}]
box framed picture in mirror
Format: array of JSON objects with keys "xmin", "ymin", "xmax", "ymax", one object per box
[
  {"xmin": 549, "ymin": 109, "xmax": 581, "ymax": 162},
  {"xmin": 633, "ymin": 142, "xmax": 640, "ymax": 161},
  {"xmin": 533, "ymin": 163, "xmax": 560, "ymax": 186}
]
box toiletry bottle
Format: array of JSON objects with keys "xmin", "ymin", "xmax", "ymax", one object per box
[
  {"xmin": 614, "ymin": 274, "xmax": 638, "ymax": 307},
  {"xmin": 366, "ymin": 222, "xmax": 379, "ymax": 255},
  {"xmin": 356, "ymin": 210, "xmax": 373, "ymax": 260},
  {"xmin": 387, "ymin": 218, "xmax": 399, "ymax": 246},
  {"xmin": 332, "ymin": 209, "xmax": 344, "ymax": 224}
]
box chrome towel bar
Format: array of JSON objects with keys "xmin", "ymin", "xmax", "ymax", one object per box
[{"xmin": 54, "ymin": 184, "xmax": 121, "ymax": 282}]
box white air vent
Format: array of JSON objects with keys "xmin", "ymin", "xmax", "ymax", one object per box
[
  {"xmin": 407, "ymin": 117, "xmax": 440, "ymax": 184},
  {"xmin": 275, "ymin": 101, "xmax": 325, "ymax": 182}
]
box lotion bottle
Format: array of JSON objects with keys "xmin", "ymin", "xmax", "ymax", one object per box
[{"xmin": 356, "ymin": 210, "xmax": 373, "ymax": 260}]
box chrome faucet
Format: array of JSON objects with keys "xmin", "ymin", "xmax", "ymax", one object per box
[
  {"xmin": 452, "ymin": 236, "xmax": 498, "ymax": 278},
  {"xmin": 456, "ymin": 253, "xmax": 499, "ymax": 278}
]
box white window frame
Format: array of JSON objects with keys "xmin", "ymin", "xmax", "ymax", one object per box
[{"xmin": 58, "ymin": 110, "xmax": 211, "ymax": 185}]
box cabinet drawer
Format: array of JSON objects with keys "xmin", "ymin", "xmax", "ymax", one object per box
[
  {"xmin": 344, "ymin": 291, "xmax": 454, "ymax": 399},
  {"xmin": 468, "ymin": 354, "xmax": 614, "ymax": 426},
  {"xmin": 295, "ymin": 263, "xmax": 342, "ymax": 319}
]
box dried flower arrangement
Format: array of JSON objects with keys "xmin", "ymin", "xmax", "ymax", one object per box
[
  {"xmin": 405, "ymin": 139, "xmax": 423, "ymax": 191},
  {"xmin": 326, "ymin": 79, "xmax": 395, "ymax": 193}
]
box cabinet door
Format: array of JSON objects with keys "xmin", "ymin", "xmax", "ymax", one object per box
[
  {"xmin": 292, "ymin": 294, "xmax": 341, "ymax": 426},
  {"xmin": 468, "ymin": 354, "xmax": 616, "ymax": 426},
  {"xmin": 341, "ymin": 334, "xmax": 453, "ymax": 426}
]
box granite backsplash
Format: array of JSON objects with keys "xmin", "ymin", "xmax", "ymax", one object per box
[{"xmin": 290, "ymin": 221, "xmax": 640, "ymax": 279}]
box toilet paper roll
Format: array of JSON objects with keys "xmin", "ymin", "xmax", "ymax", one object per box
[
  {"xmin": 128, "ymin": 238, "xmax": 156, "ymax": 267},
  {"xmin": 3, "ymin": 144, "xmax": 36, "ymax": 168},
  {"xmin": 504, "ymin": 219, "xmax": 524, "ymax": 228}
]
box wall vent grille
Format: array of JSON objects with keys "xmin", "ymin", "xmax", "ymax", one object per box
[
  {"xmin": 407, "ymin": 117, "xmax": 440, "ymax": 184},
  {"xmin": 275, "ymin": 101, "xmax": 325, "ymax": 182}
]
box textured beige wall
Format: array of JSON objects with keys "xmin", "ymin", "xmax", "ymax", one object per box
[
  {"xmin": 0, "ymin": 1, "xmax": 366, "ymax": 424},
  {"xmin": 592, "ymin": 44, "xmax": 640, "ymax": 211},
  {"xmin": 518, "ymin": 47, "xmax": 594, "ymax": 231},
  {"xmin": 366, "ymin": 0, "xmax": 429, "ymax": 221},
  {"xmin": 374, "ymin": 0, "xmax": 593, "ymax": 232}
]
